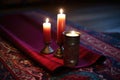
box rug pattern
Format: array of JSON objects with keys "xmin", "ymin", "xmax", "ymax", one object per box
[
  {"xmin": 0, "ymin": 60, "xmax": 15, "ymax": 80},
  {"xmin": 0, "ymin": 28, "xmax": 120, "ymax": 80},
  {"xmin": 0, "ymin": 37, "xmax": 49, "ymax": 80},
  {"xmin": 0, "ymin": 10, "xmax": 120, "ymax": 80}
]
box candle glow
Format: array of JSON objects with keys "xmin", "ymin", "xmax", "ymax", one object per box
[
  {"xmin": 66, "ymin": 31, "xmax": 79, "ymax": 37},
  {"xmin": 60, "ymin": 8, "xmax": 63, "ymax": 14},
  {"xmin": 43, "ymin": 18, "xmax": 51, "ymax": 42},
  {"xmin": 46, "ymin": 18, "xmax": 49, "ymax": 23},
  {"xmin": 57, "ymin": 8, "xmax": 66, "ymax": 43}
]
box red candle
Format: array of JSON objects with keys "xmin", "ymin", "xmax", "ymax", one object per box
[
  {"xmin": 43, "ymin": 18, "xmax": 51, "ymax": 42},
  {"xmin": 57, "ymin": 8, "xmax": 66, "ymax": 43}
]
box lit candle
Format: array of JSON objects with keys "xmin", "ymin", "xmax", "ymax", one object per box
[
  {"xmin": 63, "ymin": 31, "xmax": 80, "ymax": 67},
  {"xmin": 57, "ymin": 8, "xmax": 66, "ymax": 43},
  {"xmin": 43, "ymin": 18, "xmax": 51, "ymax": 42},
  {"xmin": 66, "ymin": 31, "xmax": 79, "ymax": 37}
]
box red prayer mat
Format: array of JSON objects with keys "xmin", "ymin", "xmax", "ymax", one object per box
[{"xmin": 0, "ymin": 14, "xmax": 105, "ymax": 72}]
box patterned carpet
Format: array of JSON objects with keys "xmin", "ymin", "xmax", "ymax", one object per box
[
  {"xmin": 0, "ymin": 10, "xmax": 120, "ymax": 80},
  {"xmin": 0, "ymin": 35, "xmax": 120, "ymax": 80}
]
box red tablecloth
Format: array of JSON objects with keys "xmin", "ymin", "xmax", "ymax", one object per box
[{"xmin": 0, "ymin": 14, "xmax": 105, "ymax": 72}]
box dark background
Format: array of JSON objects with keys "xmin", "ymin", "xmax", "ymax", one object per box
[
  {"xmin": 0, "ymin": 0, "xmax": 119, "ymax": 9},
  {"xmin": 0, "ymin": 0, "xmax": 120, "ymax": 32}
]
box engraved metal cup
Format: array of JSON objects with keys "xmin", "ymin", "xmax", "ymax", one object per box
[{"xmin": 63, "ymin": 31, "xmax": 80, "ymax": 68}]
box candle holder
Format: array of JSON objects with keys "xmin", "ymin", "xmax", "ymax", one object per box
[
  {"xmin": 54, "ymin": 42, "xmax": 63, "ymax": 58},
  {"xmin": 41, "ymin": 42, "xmax": 54, "ymax": 54},
  {"xmin": 63, "ymin": 31, "xmax": 80, "ymax": 68}
]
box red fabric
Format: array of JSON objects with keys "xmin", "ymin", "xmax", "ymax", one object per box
[{"xmin": 0, "ymin": 14, "xmax": 104, "ymax": 72}]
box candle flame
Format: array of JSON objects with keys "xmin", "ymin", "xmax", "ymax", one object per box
[
  {"xmin": 71, "ymin": 31, "xmax": 76, "ymax": 34},
  {"xmin": 60, "ymin": 8, "xmax": 63, "ymax": 14},
  {"xmin": 66, "ymin": 30, "xmax": 79, "ymax": 37},
  {"xmin": 46, "ymin": 18, "xmax": 49, "ymax": 23}
]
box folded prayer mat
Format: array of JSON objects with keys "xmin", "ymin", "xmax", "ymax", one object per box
[{"xmin": 0, "ymin": 14, "xmax": 105, "ymax": 72}]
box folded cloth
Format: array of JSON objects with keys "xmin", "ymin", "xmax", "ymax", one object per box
[{"xmin": 0, "ymin": 14, "xmax": 105, "ymax": 72}]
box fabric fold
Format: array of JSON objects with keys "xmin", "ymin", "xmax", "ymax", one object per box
[{"xmin": 0, "ymin": 14, "xmax": 105, "ymax": 72}]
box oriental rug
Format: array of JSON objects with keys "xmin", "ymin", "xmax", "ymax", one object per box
[{"xmin": 0, "ymin": 10, "xmax": 120, "ymax": 80}]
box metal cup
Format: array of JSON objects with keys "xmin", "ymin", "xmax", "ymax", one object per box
[{"xmin": 63, "ymin": 31, "xmax": 80, "ymax": 68}]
